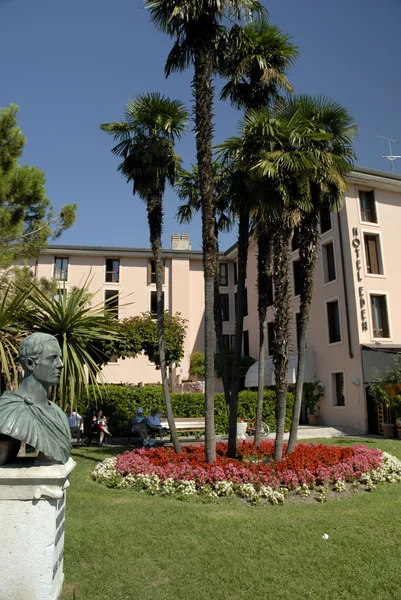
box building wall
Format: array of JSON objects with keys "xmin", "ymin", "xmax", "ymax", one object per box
[{"xmin": 27, "ymin": 169, "xmax": 401, "ymax": 433}]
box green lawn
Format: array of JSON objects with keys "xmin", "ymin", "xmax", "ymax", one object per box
[{"xmin": 62, "ymin": 438, "xmax": 401, "ymax": 600}]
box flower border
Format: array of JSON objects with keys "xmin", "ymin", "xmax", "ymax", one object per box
[{"xmin": 91, "ymin": 443, "xmax": 401, "ymax": 505}]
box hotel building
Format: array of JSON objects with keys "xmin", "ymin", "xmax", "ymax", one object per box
[{"xmin": 29, "ymin": 167, "xmax": 401, "ymax": 434}]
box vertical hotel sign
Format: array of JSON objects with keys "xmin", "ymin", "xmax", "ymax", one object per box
[{"xmin": 352, "ymin": 227, "xmax": 368, "ymax": 332}]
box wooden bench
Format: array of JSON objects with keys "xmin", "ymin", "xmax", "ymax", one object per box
[
  {"xmin": 128, "ymin": 417, "xmax": 206, "ymax": 445},
  {"xmin": 160, "ymin": 417, "xmax": 206, "ymax": 436}
]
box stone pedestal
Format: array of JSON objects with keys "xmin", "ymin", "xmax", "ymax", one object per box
[{"xmin": 0, "ymin": 457, "xmax": 76, "ymax": 600}]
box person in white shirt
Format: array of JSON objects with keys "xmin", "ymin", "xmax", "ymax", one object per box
[
  {"xmin": 67, "ymin": 408, "xmax": 83, "ymax": 445},
  {"xmin": 147, "ymin": 409, "xmax": 164, "ymax": 441}
]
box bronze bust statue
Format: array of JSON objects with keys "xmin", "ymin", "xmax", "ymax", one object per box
[{"xmin": 0, "ymin": 332, "xmax": 71, "ymax": 464}]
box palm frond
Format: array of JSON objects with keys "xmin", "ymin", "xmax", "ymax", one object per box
[{"xmin": 25, "ymin": 280, "xmax": 122, "ymax": 410}]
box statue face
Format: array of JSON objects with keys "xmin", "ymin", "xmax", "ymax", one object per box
[{"xmin": 31, "ymin": 340, "xmax": 63, "ymax": 385}]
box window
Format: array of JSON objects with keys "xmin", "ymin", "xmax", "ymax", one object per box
[
  {"xmin": 223, "ymin": 334, "xmax": 231, "ymax": 350},
  {"xmin": 364, "ymin": 234, "xmax": 382, "ymax": 274},
  {"xmin": 147, "ymin": 260, "xmax": 165, "ymax": 285},
  {"xmin": 293, "ymin": 260, "xmax": 301, "ymax": 297},
  {"xmin": 320, "ymin": 205, "xmax": 332, "ymax": 234},
  {"xmin": 219, "ymin": 263, "xmax": 228, "ymax": 286},
  {"xmin": 326, "ymin": 300, "xmax": 341, "ymax": 344},
  {"xmin": 220, "ymin": 293, "xmax": 230, "ymax": 321},
  {"xmin": 233, "ymin": 262, "xmax": 238, "ymax": 285},
  {"xmin": 104, "ymin": 290, "xmax": 119, "ymax": 319},
  {"xmin": 359, "ymin": 190, "xmax": 377, "ymax": 223},
  {"xmin": 292, "ymin": 227, "xmax": 300, "ymax": 251},
  {"xmin": 332, "ymin": 372, "xmax": 345, "ymax": 406},
  {"xmin": 267, "ymin": 322, "xmax": 275, "ymax": 356},
  {"xmin": 243, "ymin": 330, "xmax": 250, "ymax": 357},
  {"xmin": 323, "ymin": 241, "xmax": 336, "ymax": 283},
  {"xmin": 371, "ymin": 295, "xmax": 390, "ymax": 338},
  {"xmin": 267, "ymin": 277, "xmax": 274, "ymax": 307},
  {"xmin": 150, "ymin": 291, "xmax": 164, "ymax": 316},
  {"xmin": 54, "ymin": 257, "xmax": 68, "ymax": 281},
  {"xmin": 105, "ymin": 259, "xmax": 120, "ymax": 283}
]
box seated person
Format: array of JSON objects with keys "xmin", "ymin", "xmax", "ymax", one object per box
[
  {"xmin": 66, "ymin": 407, "xmax": 83, "ymax": 445},
  {"xmin": 147, "ymin": 409, "xmax": 164, "ymax": 441},
  {"xmin": 95, "ymin": 411, "xmax": 113, "ymax": 446},
  {"xmin": 131, "ymin": 408, "xmax": 149, "ymax": 445}
]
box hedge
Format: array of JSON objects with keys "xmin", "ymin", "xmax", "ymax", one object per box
[{"xmin": 78, "ymin": 385, "xmax": 294, "ymax": 437}]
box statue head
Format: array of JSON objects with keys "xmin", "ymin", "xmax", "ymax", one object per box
[{"xmin": 19, "ymin": 332, "xmax": 63, "ymax": 386}]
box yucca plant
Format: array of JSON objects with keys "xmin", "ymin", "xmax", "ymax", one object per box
[
  {"xmin": 26, "ymin": 281, "xmax": 119, "ymax": 410},
  {"xmin": 0, "ymin": 284, "xmax": 30, "ymax": 390}
]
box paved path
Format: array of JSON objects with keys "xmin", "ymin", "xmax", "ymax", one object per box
[
  {"xmin": 266, "ymin": 425, "xmax": 362, "ymax": 441},
  {"xmin": 86, "ymin": 425, "xmax": 365, "ymax": 448}
]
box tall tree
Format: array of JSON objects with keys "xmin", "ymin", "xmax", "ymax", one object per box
[
  {"xmin": 218, "ymin": 15, "xmax": 298, "ymax": 456},
  {"xmin": 101, "ymin": 93, "xmax": 188, "ymax": 454},
  {"xmin": 0, "ymin": 104, "xmax": 76, "ymax": 267},
  {"xmin": 145, "ymin": 0, "xmax": 262, "ymax": 462},
  {"xmin": 280, "ymin": 96, "xmax": 356, "ymax": 454},
  {"xmin": 175, "ymin": 162, "xmax": 232, "ymax": 407},
  {"xmin": 253, "ymin": 204, "xmax": 273, "ymax": 446},
  {"xmin": 222, "ymin": 105, "xmax": 336, "ymax": 458}
]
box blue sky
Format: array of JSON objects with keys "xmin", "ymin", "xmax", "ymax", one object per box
[{"xmin": 1, "ymin": 0, "xmax": 400, "ymax": 251}]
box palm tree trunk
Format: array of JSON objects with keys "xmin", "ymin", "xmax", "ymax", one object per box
[
  {"xmin": 254, "ymin": 226, "xmax": 271, "ymax": 447},
  {"xmin": 272, "ymin": 221, "xmax": 292, "ymax": 460},
  {"xmin": 228, "ymin": 210, "xmax": 249, "ymax": 458},
  {"xmin": 287, "ymin": 210, "xmax": 319, "ymax": 454},
  {"xmin": 147, "ymin": 194, "xmax": 182, "ymax": 454},
  {"xmin": 193, "ymin": 43, "xmax": 217, "ymax": 463},
  {"xmin": 214, "ymin": 274, "xmax": 230, "ymax": 410},
  {"xmin": 213, "ymin": 221, "xmax": 230, "ymax": 411}
]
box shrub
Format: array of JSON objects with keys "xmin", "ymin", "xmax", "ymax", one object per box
[
  {"xmin": 189, "ymin": 351, "xmax": 205, "ymax": 380},
  {"xmin": 78, "ymin": 385, "xmax": 294, "ymax": 437}
]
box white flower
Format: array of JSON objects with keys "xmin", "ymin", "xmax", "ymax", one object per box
[
  {"xmin": 322, "ymin": 534, "xmax": 329, "ymax": 540},
  {"xmin": 333, "ymin": 479, "xmax": 346, "ymax": 492}
]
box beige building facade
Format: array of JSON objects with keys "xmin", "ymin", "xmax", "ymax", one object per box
[{"xmin": 30, "ymin": 167, "xmax": 401, "ymax": 434}]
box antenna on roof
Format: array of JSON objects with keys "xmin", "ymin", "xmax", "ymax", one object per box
[{"xmin": 378, "ymin": 135, "xmax": 401, "ymax": 174}]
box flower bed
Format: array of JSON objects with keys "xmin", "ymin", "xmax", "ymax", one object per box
[{"xmin": 92, "ymin": 441, "xmax": 401, "ymax": 505}]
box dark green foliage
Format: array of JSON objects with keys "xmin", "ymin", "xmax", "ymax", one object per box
[
  {"xmin": 101, "ymin": 311, "xmax": 187, "ymax": 368},
  {"xmin": 0, "ymin": 104, "xmax": 76, "ymax": 267},
  {"xmin": 189, "ymin": 351, "xmax": 206, "ymax": 379},
  {"xmin": 214, "ymin": 350, "xmax": 256, "ymax": 383},
  {"xmin": 77, "ymin": 385, "xmax": 294, "ymax": 437}
]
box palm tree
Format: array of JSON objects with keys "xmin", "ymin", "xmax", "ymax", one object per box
[
  {"xmin": 101, "ymin": 93, "xmax": 188, "ymax": 454},
  {"xmin": 279, "ymin": 96, "xmax": 357, "ymax": 454},
  {"xmin": 218, "ymin": 15, "xmax": 298, "ymax": 457},
  {"xmin": 175, "ymin": 162, "xmax": 233, "ymax": 407},
  {"xmin": 0, "ymin": 284, "xmax": 30, "ymax": 392},
  {"xmin": 27, "ymin": 281, "xmax": 118, "ymax": 409},
  {"xmin": 253, "ymin": 204, "xmax": 273, "ymax": 446},
  {"xmin": 144, "ymin": 0, "xmax": 262, "ymax": 462},
  {"xmin": 222, "ymin": 105, "xmax": 341, "ymax": 459}
]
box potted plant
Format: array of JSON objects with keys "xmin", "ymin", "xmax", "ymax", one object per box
[
  {"xmin": 236, "ymin": 417, "xmax": 248, "ymax": 440},
  {"xmin": 303, "ymin": 381, "xmax": 324, "ymax": 426},
  {"xmin": 369, "ymin": 359, "xmax": 401, "ymax": 439},
  {"xmin": 383, "ymin": 384, "xmax": 401, "ymax": 439}
]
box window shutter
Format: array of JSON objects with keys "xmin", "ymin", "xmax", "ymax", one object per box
[
  {"xmin": 368, "ymin": 236, "xmax": 380, "ymax": 274},
  {"xmin": 382, "ymin": 297, "xmax": 390, "ymax": 337},
  {"xmin": 147, "ymin": 260, "xmax": 151, "ymax": 285},
  {"xmin": 162, "ymin": 260, "xmax": 165, "ymax": 285}
]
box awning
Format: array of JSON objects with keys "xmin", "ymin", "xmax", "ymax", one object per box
[
  {"xmin": 361, "ymin": 346, "xmax": 401, "ymax": 384},
  {"xmin": 244, "ymin": 350, "xmax": 315, "ymax": 388}
]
